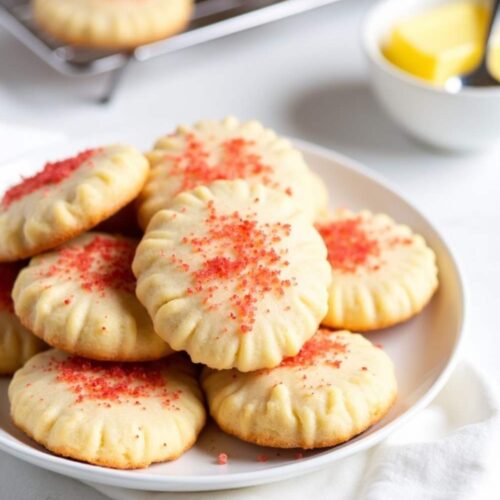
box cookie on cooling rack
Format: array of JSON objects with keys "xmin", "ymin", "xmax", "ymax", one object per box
[
  {"xmin": 0, "ymin": 145, "xmax": 149, "ymax": 262},
  {"xmin": 316, "ymin": 209, "xmax": 439, "ymax": 331},
  {"xmin": 133, "ymin": 179, "xmax": 330, "ymax": 372},
  {"xmin": 32, "ymin": 0, "xmax": 194, "ymax": 49},
  {"xmin": 0, "ymin": 263, "xmax": 46, "ymax": 375},
  {"xmin": 202, "ymin": 329, "xmax": 397, "ymax": 449},
  {"xmin": 9, "ymin": 350, "xmax": 206, "ymax": 468},
  {"xmin": 13, "ymin": 233, "xmax": 172, "ymax": 361},
  {"xmin": 138, "ymin": 117, "xmax": 328, "ymax": 228}
]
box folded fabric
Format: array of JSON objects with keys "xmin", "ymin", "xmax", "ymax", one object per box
[{"xmin": 89, "ymin": 361, "xmax": 500, "ymax": 500}]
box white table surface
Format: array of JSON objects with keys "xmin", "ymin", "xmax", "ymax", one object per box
[{"xmin": 0, "ymin": 0, "xmax": 499, "ymax": 497}]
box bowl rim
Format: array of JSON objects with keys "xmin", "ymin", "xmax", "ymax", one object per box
[{"xmin": 361, "ymin": 0, "xmax": 500, "ymax": 98}]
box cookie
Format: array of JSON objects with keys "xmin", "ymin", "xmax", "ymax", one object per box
[
  {"xmin": 32, "ymin": 0, "xmax": 194, "ymax": 50},
  {"xmin": 316, "ymin": 209, "xmax": 439, "ymax": 331},
  {"xmin": 202, "ymin": 329, "xmax": 397, "ymax": 449},
  {"xmin": 0, "ymin": 145, "xmax": 149, "ymax": 262},
  {"xmin": 133, "ymin": 179, "xmax": 330, "ymax": 372},
  {"xmin": 0, "ymin": 263, "xmax": 46, "ymax": 374},
  {"xmin": 9, "ymin": 350, "xmax": 206, "ymax": 468},
  {"xmin": 13, "ymin": 232, "xmax": 172, "ymax": 361},
  {"xmin": 137, "ymin": 117, "xmax": 328, "ymax": 229}
]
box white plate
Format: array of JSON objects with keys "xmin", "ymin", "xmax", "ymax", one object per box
[{"xmin": 0, "ymin": 137, "xmax": 465, "ymax": 492}]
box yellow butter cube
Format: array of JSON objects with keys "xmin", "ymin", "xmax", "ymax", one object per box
[
  {"xmin": 384, "ymin": 1, "xmax": 488, "ymax": 85},
  {"xmin": 489, "ymin": 42, "xmax": 500, "ymax": 80}
]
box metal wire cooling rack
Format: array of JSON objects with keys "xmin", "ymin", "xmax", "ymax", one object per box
[{"xmin": 0, "ymin": 0, "xmax": 338, "ymax": 102}]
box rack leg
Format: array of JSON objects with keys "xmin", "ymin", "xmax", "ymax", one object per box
[{"xmin": 99, "ymin": 56, "xmax": 132, "ymax": 104}]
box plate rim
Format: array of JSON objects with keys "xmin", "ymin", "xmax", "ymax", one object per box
[{"xmin": 0, "ymin": 138, "xmax": 467, "ymax": 491}]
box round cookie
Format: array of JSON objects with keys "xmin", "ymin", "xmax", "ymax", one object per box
[
  {"xmin": 9, "ymin": 350, "xmax": 206, "ymax": 468},
  {"xmin": 0, "ymin": 145, "xmax": 149, "ymax": 262},
  {"xmin": 13, "ymin": 232, "xmax": 172, "ymax": 361},
  {"xmin": 133, "ymin": 179, "xmax": 330, "ymax": 372},
  {"xmin": 137, "ymin": 117, "xmax": 328, "ymax": 229},
  {"xmin": 32, "ymin": 0, "xmax": 194, "ymax": 50},
  {"xmin": 0, "ymin": 263, "xmax": 46, "ymax": 375},
  {"xmin": 316, "ymin": 209, "xmax": 439, "ymax": 331},
  {"xmin": 201, "ymin": 329, "xmax": 397, "ymax": 449}
]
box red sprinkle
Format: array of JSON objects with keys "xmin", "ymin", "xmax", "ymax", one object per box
[
  {"xmin": 2, "ymin": 149, "xmax": 99, "ymax": 208},
  {"xmin": 256, "ymin": 454, "xmax": 269, "ymax": 463},
  {"xmin": 316, "ymin": 217, "xmax": 380, "ymax": 273},
  {"xmin": 41, "ymin": 235, "xmax": 136, "ymax": 296},
  {"xmin": 165, "ymin": 134, "xmax": 291, "ymax": 197},
  {"xmin": 279, "ymin": 330, "xmax": 347, "ymax": 368},
  {"xmin": 0, "ymin": 263, "xmax": 21, "ymax": 313},
  {"xmin": 328, "ymin": 359, "xmax": 342, "ymax": 369},
  {"xmin": 294, "ymin": 452, "xmax": 304, "ymax": 460},
  {"xmin": 46, "ymin": 356, "xmax": 181, "ymax": 406},
  {"xmin": 173, "ymin": 202, "xmax": 294, "ymax": 335},
  {"xmin": 217, "ymin": 453, "xmax": 228, "ymax": 465}
]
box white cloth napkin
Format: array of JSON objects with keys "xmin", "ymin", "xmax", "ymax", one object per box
[
  {"xmin": 0, "ymin": 125, "xmax": 499, "ymax": 500},
  {"xmin": 88, "ymin": 362, "xmax": 500, "ymax": 500}
]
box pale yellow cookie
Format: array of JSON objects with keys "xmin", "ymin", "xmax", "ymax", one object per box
[
  {"xmin": 137, "ymin": 117, "xmax": 328, "ymax": 229},
  {"xmin": 316, "ymin": 209, "xmax": 439, "ymax": 331},
  {"xmin": 9, "ymin": 350, "xmax": 206, "ymax": 468},
  {"xmin": 202, "ymin": 329, "xmax": 397, "ymax": 449},
  {"xmin": 0, "ymin": 145, "xmax": 149, "ymax": 262},
  {"xmin": 33, "ymin": 0, "xmax": 194, "ymax": 49},
  {"xmin": 13, "ymin": 232, "xmax": 172, "ymax": 361},
  {"xmin": 0, "ymin": 263, "xmax": 46, "ymax": 375},
  {"xmin": 133, "ymin": 179, "xmax": 330, "ymax": 372}
]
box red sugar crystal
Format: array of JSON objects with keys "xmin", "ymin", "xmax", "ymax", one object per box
[
  {"xmin": 48, "ymin": 356, "xmax": 181, "ymax": 406},
  {"xmin": 2, "ymin": 149, "xmax": 99, "ymax": 208},
  {"xmin": 166, "ymin": 134, "xmax": 290, "ymax": 196},
  {"xmin": 327, "ymin": 359, "xmax": 342, "ymax": 369},
  {"xmin": 172, "ymin": 202, "xmax": 293, "ymax": 334},
  {"xmin": 42, "ymin": 235, "xmax": 136, "ymax": 296},
  {"xmin": 316, "ymin": 217, "xmax": 380, "ymax": 273},
  {"xmin": 279, "ymin": 330, "xmax": 347, "ymax": 368},
  {"xmin": 217, "ymin": 453, "xmax": 228, "ymax": 465}
]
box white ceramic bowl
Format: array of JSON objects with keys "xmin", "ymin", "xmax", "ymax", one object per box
[{"xmin": 363, "ymin": 0, "xmax": 500, "ymax": 152}]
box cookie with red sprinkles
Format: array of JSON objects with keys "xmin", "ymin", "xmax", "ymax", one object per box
[
  {"xmin": 133, "ymin": 179, "xmax": 331, "ymax": 372},
  {"xmin": 316, "ymin": 209, "xmax": 438, "ymax": 331},
  {"xmin": 0, "ymin": 145, "xmax": 149, "ymax": 261},
  {"xmin": 9, "ymin": 350, "xmax": 206, "ymax": 469},
  {"xmin": 12, "ymin": 232, "xmax": 172, "ymax": 361},
  {"xmin": 201, "ymin": 329, "xmax": 397, "ymax": 449},
  {"xmin": 0, "ymin": 262, "xmax": 47, "ymax": 374},
  {"xmin": 33, "ymin": 0, "xmax": 193, "ymax": 50},
  {"xmin": 137, "ymin": 117, "xmax": 328, "ymax": 229}
]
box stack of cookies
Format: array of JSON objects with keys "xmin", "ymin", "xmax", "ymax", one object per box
[{"xmin": 1, "ymin": 118, "xmax": 439, "ymax": 469}]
